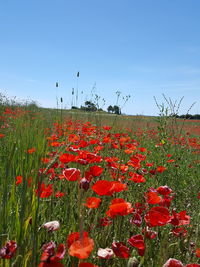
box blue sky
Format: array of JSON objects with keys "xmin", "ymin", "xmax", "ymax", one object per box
[{"xmin": 0, "ymin": 0, "xmax": 200, "ymax": 115}]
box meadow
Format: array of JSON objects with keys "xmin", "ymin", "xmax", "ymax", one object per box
[{"xmin": 0, "ymin": 104, "xmax": 200, "ymax": 267}]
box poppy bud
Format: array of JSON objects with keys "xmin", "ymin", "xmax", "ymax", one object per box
[
  {"xmin": 41, "ymin": 220, "xmax": 60, "ymax": 232},
  {"xmin": 127, "ymin": 257, "xmax": 139, "ymax": 267},
  {"xmin": 79, "ymin": 178, "xmax": 90, "ymax": 191}
]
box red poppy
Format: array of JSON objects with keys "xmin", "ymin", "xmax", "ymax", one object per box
[
  {"xmin": 98, "ymin": 217, "xmax": 112, "ymax": 227},
  {"xmin": 27, "ymin": 147, "xmax": 36, "ymax": 154},
  {"xmin": 106, "ymin": 199, "xmax": 133, "ymax": 218},
  {"xmin": 89, "ymin": 165, "xmax": 104, "ymax": 177},
  {"xmin": 156, "ymin": 185, "xmax": 172, "ymax": 196},
  {"xmin": 196, "ymin": 247, "xmax": 200, "ymax": 258},
  {"xmin": 138, "ymin": 147, "xmax": 147, "ymax": 152},
  {"xmin": 128, "ymin": 157, "xmax": 141, "ymax": 169},
  {"xmin": 55, "ymin": 191, "xmax": 65, "ymax": 198},
  {"xmin": 50, "ymin": 141, "xmax": 61, "ymax": 147},
  {"xmin": 112, "ymin": 181, "xmax": 128, "ymax": 193},
  {"xmin": 92, "ymin": 180, "xmax": 113, "ymax": 196},
  {"xmin": 143, "ymin": 227, "xmax": 157, "ymax": 239},
  {"xmin": 103, "ymin": 125, "xmax": 111, "ymax": 130},
  {"xmin": 0, "ymin": 133, "xmax": 5, "ymax": 138},
  {"xmin": 68, "ymin": 134, "xmax": 80, "ymax": 143},
  {"xmin": 84, "ymin": 197, "xmax": 101, "ymax": 209},
  {"xmin": 129, "ymin": 173, "xmax": 146, "ymax": 183},
  {"xmin": 162, "ymin": 258, "xmax": 183, "ymax": 267},
  {"xmin": 36, "ymin": 183, "xmax": 53, "ymax": 198},
  {"xmin": 92, "ymin": 180, "xmax": 127, "ymax": 196},
  {"xmin": 79, "ymin": 263, "xmax": 99, "ymax": 267},
  {"xmin": 185, "ymin": 264, "xmax": 200, "ymax": 267},
  {"xmin": 112, "ymin": 242, "xmax": 130, "ymax": 258},
  {"xmin": 156, "ymin": 166, "xmax": 167, "ymax": 173},
  {"xmin": 0, "ymin": 240, "xmax": 17, "ymax": 259},
  {"xmin": 67, "ymin": 232, "xmax": 89, "ymax": 248},
  {"xmin": 145, "ymin": 189, "xmax": 162, "ymax": 204},
  {"xmin": 63, "ymin": 168, "xmax": 81, "ymax": 181},
  {"xmin": 172, "ymin": 227, "xmax": 187, "ymax": 237},
  {"xmin": 15, "ymin": 175, "xmax": 23, "ymax": 185},
  {"xmin": 39, "ymin": 242, "xmax": 65, "ymax": 267},
  {"xmin": 59, "ymin": 153, "xmax": 77, "ymax": 163},
  {"xmin": 69, "ymin": 236, "xmax": 94, "ymax": 259},
  {"xmin": 128, "ymin": 234, "xmax": 145, "ymax": 256},
  {"xmin": 144, "ymin": 206, "xmax": 171, "ymax": 227},
  {"xmin": 170, "ymin": 210, "xmax": 190, "ymax": 226}
]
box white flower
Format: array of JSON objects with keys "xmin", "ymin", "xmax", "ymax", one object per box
[
  {"xmin": 42, "ymin": 220, "xmax": 60, "ymax": 231},
  {"xmin": 97, "ymin": 247, "xmax": 114, "ymax": 259}
]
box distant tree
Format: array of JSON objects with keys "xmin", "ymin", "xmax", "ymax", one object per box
[
  {"xmin": 107, "ymin": 105, "xmax": 113, "ymax": 113},
  {"xmin": 81, "ymin": 101, "xmax": 97, "ymax": 111},
  {"xmin": 113, "ymin": 105, "xmax": 121, "ymax": 115}
]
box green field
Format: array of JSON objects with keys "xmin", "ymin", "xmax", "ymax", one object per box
[{"xmin": 0, "ymin": 106, "xmax": 200, "ymax": 267}]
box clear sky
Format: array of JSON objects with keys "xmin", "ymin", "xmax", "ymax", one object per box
[{"xmin": 0, "ymin": 0, "xmax": 200, "ymax": 115}]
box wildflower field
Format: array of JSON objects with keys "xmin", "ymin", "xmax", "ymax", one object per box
[{"xmin": 0, "ymin": 106, "xmax": 200, "ymax": 267}]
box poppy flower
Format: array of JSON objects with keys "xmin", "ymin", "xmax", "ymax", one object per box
[
  {"xmin": 170, "ymin": 210, "xmax": 190, "ymax": 226},
  {"xmin": 97, "ymin": 247, "xmax": 114, "ymax": 259},
  {"xmin": 98, "ymin": 217, "xmax": 112, "ymax": 227},
  {"xmin": 89, "ymin": 165, "xmax": 104, "ymax": 177},
  {"xmin": 128, "ymin": 234, "xmax": 145, "ymax": 256},
  {"xmin": 92, "ymin": 180, "xmax": 114, "ymax": 196},
  {"xmin": 129, "ymin": 173, "xmax": 146, "ymax": 183},
  {"xmin": 39, "ymin": 242, "xmax": 65, "ymax": 267},
  {"xmin": 185, "ymin": 264, "xmax": 200, "ymax": 267},
  {"xmin": 59, "ymin": 153, "xmax": 77, "ymax": 163},
  {"xmin": 144, "ymin": 206, "xmax": 171, "ymax": 227},
  {"xmin": 127, "ymin": 157, "xmax": 141, "ymax": 169},
  {"xmin": 156, "ymin": 185, "xmax": 172, "ymax": 196},
  {"xmin": 15, "ymin": 175, "xmax": 23, "ymax": 185},
  {"xmin": 67, "ymin": 232, "xmax": 89, "ymax": 248},
  {"xmin": 92, "ymin": 180, "xmax": 127, "ymax": 196},
  {"xmin": 69, "ymin": 236, "xmax": 94, "ymax": 259},
  {"xmin": 112, "ymin": 181, "xmax": 128, "ymax": 193},
  {"xmin": 0, "ymin": 133, "xmax": 5, "ymax": 138},
  {"xmin": 143, "ymin": 227, "xmax": 157, "ymax": 239},
  {"xmin": 36, "ymin": 183, "xmax": 53, "ymax": 198},
  {"xmin": 68, "ymin": 134, "xmax": 80, "ymax": 142},
  {"xmin": 112, "ymin": 242, "xmax": 130, "ymax": 258},
  {"xmin": 156, "ymin": 166, "xmax": 167, "ymax": 173},
  {"xmin": 106, "ymin": 199, "xmax": 133, "ymax": 218},
  {"xmin": 0, "ymin": 240, "xmax": 17, "ymax": 259},
  {"xmin": 63, "ymin": 168, "xmax": 81, "ymax": 181},
  {"xmin": 162, "ymin": 258, "xmax": 184, "ymax": 267},
  {"xmin": 27, "ymin": 147, "xmax": 36, "ymax": 154},
  {"xmin": 103, "ymin": 125, "xmax": 111, "ymax": 130},
  {"xmin": 172, "ymin": 227, "xmax": 187, "ymax": 237},
  {"xmin": 78, "ymin": 263, "xmax": 99, "ymax": 267},
  {"xmin": 130, "ymin": 212, "xmax": 142, "ymax": 227},
  {"xmin": 84, "ymin": 197, "xmax": 101, "ymax": 209},
  {"xmin": 145, "ymin": 189, "xmax": 162, "ymax": 204},
  {"xmin": 55, "ymin": 191, "xmax": 65, "ymax": 198},
  {"xmin": 196, "ymin": 247, "xmax": 200, "ymax": 258}
]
